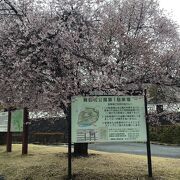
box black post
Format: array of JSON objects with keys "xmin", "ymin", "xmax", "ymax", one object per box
[
  {"xmin": 22, "ymin": 107, "xmax": 29, "ymax": 155},
  {"xmin": 6, "ymin": 108, "xmax": 12, "ymax": 152},
  {"xmin": 67, "ymin": 105, "xmax": 72, "ymax": 180},
  {"xmin": 144, "ymin": 89, "xmax": 153, "ymax": 177}
]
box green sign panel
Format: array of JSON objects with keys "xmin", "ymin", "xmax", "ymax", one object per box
[
  {"xmin": 0, "ymin": 112, "xmax": 8, "ymax": 132},
  {"xmin": 11, "ymin": 109, "xmax": 24, "ymax": 132},
  {"xmin": 71, "ymin": 96, "xmax": 147, "ymax": 143}
]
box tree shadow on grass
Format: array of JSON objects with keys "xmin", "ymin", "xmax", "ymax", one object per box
[
  {"xmin": 71, "ymin": 153, "xmax": 100, "ymax": 159},
  {"xmin": 55, "ymin": 152, "xmax": 100, "ymax": 159}
]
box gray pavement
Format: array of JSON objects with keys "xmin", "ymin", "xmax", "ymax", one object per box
[{"xmin": 88, "ymin": 142, "xmax": 180, "ymax": 158}]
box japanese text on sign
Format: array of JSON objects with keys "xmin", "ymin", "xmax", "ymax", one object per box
[{"xmin": 71, "ymin": 96, "xmax": 147, "ymax": 143}]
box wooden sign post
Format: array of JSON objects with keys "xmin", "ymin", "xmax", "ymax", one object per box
[{"xmin": 22, "ymin": 107, "xmax": 29, "ymax": 155}]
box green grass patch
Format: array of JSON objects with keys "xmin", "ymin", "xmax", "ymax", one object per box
[{"xmin": 0, "ymin": 144, "xmax": 179, "ymax": 180}]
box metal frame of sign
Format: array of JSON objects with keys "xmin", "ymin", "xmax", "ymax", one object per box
[
  {"xmin": 6, "ymin": 109, "xmax": 12, "ymax": 152},
  {"xmin": 67, "ymin": 90, "xmax": 152, "ymax": 179},
  {"xmin": 144, "ymin": 89, "xmax": 152, "ymax": 177},
  {"xmin": 71, "ymin": 96, "xmax": 147, "ymax": 143}
]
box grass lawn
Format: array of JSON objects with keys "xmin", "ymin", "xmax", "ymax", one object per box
[{"xmin": 0, "ymin": 144, "xmax": 180, "ymax": 180}]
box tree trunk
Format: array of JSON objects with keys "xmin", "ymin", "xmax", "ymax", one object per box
[
  {"xmin": 156, "ymin": 105, "xmax": 165, "ymax": 124},
  {"xmin": 156, "ymin": 104, "xmax": 163, "ymax": 114},
  {"xmin": 74, "ymin": 143, "xmax": 88, "ymax": 156}
]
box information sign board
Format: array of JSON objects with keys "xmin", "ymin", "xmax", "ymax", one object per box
[
  {"xmin": 11, "ymin": 109, "xmax": 23, "ymax": 132},
  {"xmin": 71, "ymin": 96, "xmax": 147, "ymax": 143},
  {"xmin": 0, "ymin": 112, "xmax": 8, "ymax": 132}
]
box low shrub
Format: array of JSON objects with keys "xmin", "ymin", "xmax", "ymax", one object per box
[{"xmin": 150, "ymin": 125, "xmax": 180, "ymax": 144}]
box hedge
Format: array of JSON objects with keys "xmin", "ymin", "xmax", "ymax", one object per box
[{"xmin": 150, "ymin": 125, "xmax": 180, "ymax": 144}]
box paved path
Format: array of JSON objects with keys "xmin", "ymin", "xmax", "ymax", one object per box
[{"xmin": 88, "ymin": 142, "xmax": 180, "ymax": 158}]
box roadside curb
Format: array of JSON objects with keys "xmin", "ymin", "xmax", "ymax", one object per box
[{"xmin": 151, "ymin": 141, "xmax": 180, "ymax": 147}]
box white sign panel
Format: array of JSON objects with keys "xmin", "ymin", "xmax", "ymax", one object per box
[
  {"xmin": 0, "ymin": 112, "xmax": 8, "ymax": 132},
  {"xmin": 71, "ymin": 96, "xmax": 147, "ymax": 143}
]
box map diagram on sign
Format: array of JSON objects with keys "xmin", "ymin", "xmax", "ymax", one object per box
[{"xmin": 78, "ymin": 107, "xmax": 99, "ymax": 127}]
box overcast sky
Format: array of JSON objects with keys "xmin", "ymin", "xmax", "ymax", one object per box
[{"xmin": 159, "ymin": 0, "xmax": 180, "ymax": 27}]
